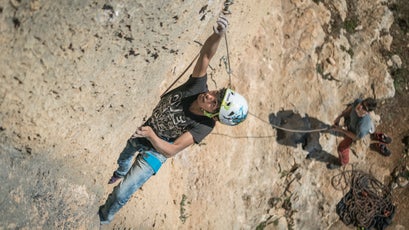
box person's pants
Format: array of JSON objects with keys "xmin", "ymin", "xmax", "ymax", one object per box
[
  {"xmin": 99, "ymin": 138, "xmax": 167, "ymax": 223},
  {"xmin": 337, "ymin": 136, "xmax": 353, "ymax": 165}
]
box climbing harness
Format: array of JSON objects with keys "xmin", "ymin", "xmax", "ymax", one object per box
[{"xmin": 332, "ymin": 169, "xmax": 395, "ymax": 229}]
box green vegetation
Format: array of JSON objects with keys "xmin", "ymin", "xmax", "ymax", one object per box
[
  {"xmin": 256, "ymin": 216, "xmax": 278, "ymax": 230},
  {"xmin": 340, "ymin": 45, "xmax": 354, "ymax": 57},
  {"xmin": 316, "ymin": 63, "xmax": 323, "ymax": 76},
  {"xmin": 256, "ymin": 220, "xmax": 268, "ymax": 230},
  {"xmin": 391, "ymin": 68, "xmax": 409, "ymax": 94},
  {"xmin": 403, "ymin": 170, "xmax": 409, "ymax": 179},
  {"xmin": 344, "ymin": 17, "xmax": 358, "ymax": 34},
  {"xmin": 179, "ymin": 194, "xmax": 189, "ymax": 223}
]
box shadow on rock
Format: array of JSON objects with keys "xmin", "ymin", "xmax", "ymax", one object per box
[{"xmin": 269, "ymin": 110, "xmax": 338, "ymax": 164}]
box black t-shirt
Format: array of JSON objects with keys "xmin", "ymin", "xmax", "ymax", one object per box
[{"xmin": 144, "ymin": 75, "xmax": 215, "ymax": 143}]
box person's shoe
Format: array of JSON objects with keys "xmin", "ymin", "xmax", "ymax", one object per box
[
  {"xmin": 370, "ymin": 143, "xmax": 392, "ymax": 156},
  {"xmin": 370, "ymin": 132, "xmax": 392, "ymax": 144},
  {"xmin": 108, "ymin": 172, "xmax": 122, "ymax": 184},
  {"xmin": 98, "ymin": 206, "xmax": 110, "ymax": 225},
  {"xmin": 327, "ymin": 163, "xmax": 341, "ymax": 170}
]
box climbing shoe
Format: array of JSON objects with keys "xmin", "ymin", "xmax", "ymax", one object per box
[
  {"xmin": 108, "ymin": 172, "xmax": 122, "ymax": 184},
  {"xmin": 370, "ymin": 132, "xmax": 392, "ymax": 144},
  {"xmin": 370, "ymin": 143, "xmax": 391, "ymax": 156},
  {"xmin": 98, "ymin": 205, "xmax": 110, "ymax": 224}
]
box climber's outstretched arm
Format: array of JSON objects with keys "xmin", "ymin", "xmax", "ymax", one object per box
[{"xmin": 192, "ymin": 15, "xmax": 228, "ymax": 78}]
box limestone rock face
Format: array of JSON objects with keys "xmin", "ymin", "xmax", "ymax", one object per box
[{"xmin": 0, "ymin": 0, "xmax": 397, "ymax": 229}]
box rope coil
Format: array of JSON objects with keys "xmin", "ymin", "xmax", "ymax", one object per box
[{"xmin": 332, "ymin": 170, "xmax": 395, "ymax": 229}]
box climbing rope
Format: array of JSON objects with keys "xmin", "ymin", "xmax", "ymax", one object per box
[
  {"xmin": 161, "ymin": 52, "xmax": 200, "ymax": 98},
  {"xmin": 162, "ymin": 2, "xmax": 330, "ymax": 135},
  {"xmin": 162, "ymin": 1, "xmax": 234, "ymax": 97},
  {"xmin": 332, "ymin": 170, "xmax": 395, "ymax": 229},
  {"xmin": 223, "ymin": 33, "xmax": 232, "ymax": 87},
  {"xmin": 220, "ymin": 0, "xmax": 233, "ymax": 87},
  {"xmin": 248, "ymin": 112, "xmax": 330, "ymax": 133}
]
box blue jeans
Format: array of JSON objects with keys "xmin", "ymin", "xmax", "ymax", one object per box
[{"xmin": 99, "ymin": 138, "xmax": 167, "ymax": 224}]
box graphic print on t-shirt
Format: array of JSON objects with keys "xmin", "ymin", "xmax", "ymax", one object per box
[{"xmin": 147, "ymin": 91, "xmax": 190, "ymax": 140}]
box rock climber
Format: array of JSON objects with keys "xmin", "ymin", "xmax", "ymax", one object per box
[
  {"xmin": 327, "ymin": 97, "xmax": 377, "ymax": 169},
  {"xmin": 98, "ymin": 15, "xmax": 248, "ymax": 224}
]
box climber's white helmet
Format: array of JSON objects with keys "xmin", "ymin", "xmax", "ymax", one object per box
[{"xmin": 218, "ymin": 88, "xmax": 248, "ymax": 126}]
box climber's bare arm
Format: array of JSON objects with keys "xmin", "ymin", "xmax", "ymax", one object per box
[{"xmin": 192, "ymin": 16, "xmax": 228, "ymax": 78}]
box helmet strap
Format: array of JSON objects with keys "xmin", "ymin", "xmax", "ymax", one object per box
[{"xmin": 203, "ymin": 110, "xmax": 219, "ymax": 118}]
